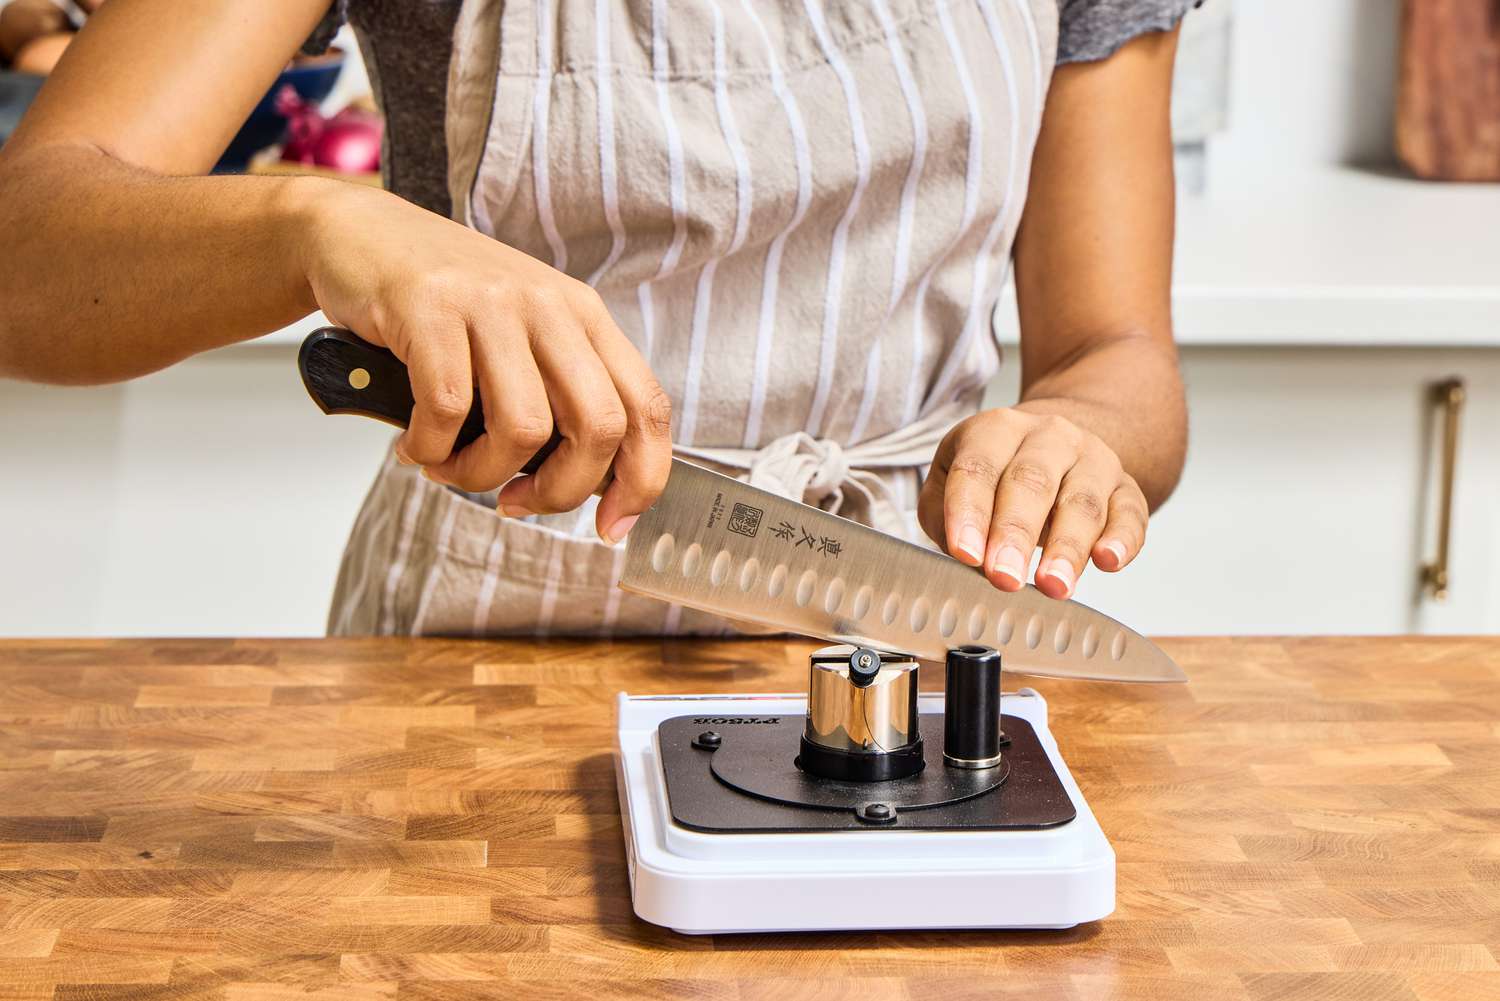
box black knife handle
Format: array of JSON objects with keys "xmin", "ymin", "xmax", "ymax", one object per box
[{"xmin": 298, "ymin": 326, "xmax": 562, "ymax": 473}]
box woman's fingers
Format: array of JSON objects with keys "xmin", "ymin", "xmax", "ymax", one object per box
[
  {"xmin": 982, "ymin": 426, "xmax": 1075, "ymax": 592},
  {"xmin": 409, "ymin": 282, "xmax": 668, "ymax": 547},
  {"xmin": 395, "ymin": 319, "xmax": 474, "ymax": 467},
  {"xmin": 427, "ymin": 317, "xmax": 552, "ymax": 493},
  {"xmin": 922, "ymin": 408, "xmax": 1151, "ymax": 598},
  {"xmin": 585, "ymin": 308, "xmax": 674, "ymax": 544},
  {"xmin": 1035, "ymin": 453, "xmax": 1118, "ymax": 599},
  {"xmin": 1092, "ymin": 475, "xmax": 1149, "ymax": 572},
  {"xmin": 496, "ymin": 305, "xmax": 624, "ymax": 516},
  {"xmin": 921, "ymin": 416, "xmax": 1025, "ymax": 568}
]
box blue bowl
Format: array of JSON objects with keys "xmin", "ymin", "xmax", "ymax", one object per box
[{"xmin": 215, "ymin": 54, "xmax": 344, "ymax": 173}]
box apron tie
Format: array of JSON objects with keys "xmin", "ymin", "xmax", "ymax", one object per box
[
  {"xmin": 674, "ymin": 396, "xmax": 979, "ymax": 538},
  {"xmin": 746, "ymin": 432, "xmax": 853, "ymax": 510}
]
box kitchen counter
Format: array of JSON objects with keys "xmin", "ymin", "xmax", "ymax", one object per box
[{"xmin": 1, "ymin": 636, "xmax": 1497, "ymax": 999}]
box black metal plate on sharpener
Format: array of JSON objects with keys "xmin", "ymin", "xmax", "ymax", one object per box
[
  {"xmin": 658, "ymin": 713, "xmax": 1077, "ymax": 833},
  {"xmin": 714, "ymin": 715, "xmax": 1007, "ymax": 809}
]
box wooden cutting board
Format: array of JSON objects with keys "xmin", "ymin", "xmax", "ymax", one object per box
[{"xmin": 1397, "ymin": 0, "xmax": 1500, "ymax": 180}]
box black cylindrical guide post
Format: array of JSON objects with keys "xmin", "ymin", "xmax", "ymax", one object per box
[{"xmin": 943, "ymin": 645, "xmax": 1003, "ymax": 769}]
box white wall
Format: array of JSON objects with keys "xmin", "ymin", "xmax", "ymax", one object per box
[{"xmin": 1209, "ymin": 0, "xmax": 1400, "ymax": 183}]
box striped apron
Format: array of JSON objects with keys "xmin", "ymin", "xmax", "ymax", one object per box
[{"xmin": 329, "ymin": 0, "xmax": 1059, "ymax": 637}]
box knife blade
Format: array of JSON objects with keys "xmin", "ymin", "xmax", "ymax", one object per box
[
  {"xmin": 617, "ymin": 459, "xmax": 1184, "ymax": 683},
  {"xmin": 299, "ymin": 326, "xmax": 1185, "ymax": 683}
]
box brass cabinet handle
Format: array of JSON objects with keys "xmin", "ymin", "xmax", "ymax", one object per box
[{"xmin": 1422, "ymin": 378, "xmax": 1465, "ymax": 602}]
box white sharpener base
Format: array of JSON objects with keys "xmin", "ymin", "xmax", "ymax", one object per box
[{"xmin": 614, "ymin": 689, "xmax": 1114, "ymax": 935}]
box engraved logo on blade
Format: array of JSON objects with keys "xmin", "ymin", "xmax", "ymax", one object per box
[{"xmin": 727, "ymin": 503, "xmax": 763, "ymax": 539}]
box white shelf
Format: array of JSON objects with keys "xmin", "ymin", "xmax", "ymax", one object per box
[
  {"xmin": 257, "ymin": 167, "xmax": 1500, "ymax": 352},
  {"xmin": 999, "ymin": 165, "xmax": 1500, "ymax": 348}
]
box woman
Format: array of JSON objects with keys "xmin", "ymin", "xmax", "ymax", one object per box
[{"xmin": 0, "ymin": 0, "xmax": 1190, "ymax": 636}]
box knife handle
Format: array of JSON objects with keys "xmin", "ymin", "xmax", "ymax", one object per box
[{"xmin": 298, "ymin": 326, "xmax": 562, "ymax": 473}]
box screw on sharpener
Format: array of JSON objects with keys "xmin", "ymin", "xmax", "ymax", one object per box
[
  {"xmin": 855, "ymin": 802, "xmax": 897, "ymax": 824},
  {"xmin": 692, "ymin": 731, "xmax": 723, "ymax": 751},
  {"xmin": 848, "ymin": 647, "xmax": 882, "ymax": 688}
]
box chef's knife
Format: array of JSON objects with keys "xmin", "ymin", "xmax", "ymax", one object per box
[{"xmin": 299, "ymin": 327, "xmax": 1186, "ymax": 683}]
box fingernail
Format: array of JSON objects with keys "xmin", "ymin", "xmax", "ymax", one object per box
[
  {"xmin": 420, "ymin": 467, "xmax": 450, "ymax": 486},
  {"xmin": 1042, "ymin": 558, "xmax": 1076, "ymax": 596},
  {"xmin": 990, "ymin": 544, "xmax": 1026, "ymax": 585},
  {"xmin": 499, "ymin": 504, "xmax": 531, "ymax": 518},
  {"xmin": 956, "ymin": 525, "xmax": 985, "ymax": 565},
  {"xmin": 1100, "ymin": 539, "xmax": 1127, "ymax": 568},
  {"xmin": 603, "ymin": 514, "xmax": 639, "ymax": 545},
  {"xmin": 395, "ymin": 446, "xmax": 417, "ymax": 466}
]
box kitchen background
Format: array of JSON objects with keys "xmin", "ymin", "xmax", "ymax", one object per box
[{"xmin": 2, "ymin": 0, "xmax": 1496, "ymax": 637}]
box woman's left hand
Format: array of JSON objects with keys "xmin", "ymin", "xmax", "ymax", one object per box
[{"xmin": 918, "ymin": 407, "xmax": 1150, "ymax": 600}]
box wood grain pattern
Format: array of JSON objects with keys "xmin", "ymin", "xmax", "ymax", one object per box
[
  {"xmin": 1397, "ymin": 0, "xmax": 1500, "ymax": 180},
  {"xmin": 1, "ymin": 636, "xmax": 1498, "ymax": 1000}
]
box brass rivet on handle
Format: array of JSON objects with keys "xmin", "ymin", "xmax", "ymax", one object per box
[{"xmin": 348, "ymin": 368, "xmax": 371, "ymax": 390}]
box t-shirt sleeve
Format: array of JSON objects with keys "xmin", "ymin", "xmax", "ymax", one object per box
[
  {"xmin": 1056, "ymin": 0, "xmax": 1204, "ymax": 65},
  {"xmin": 300, "ymin": 1, "xmax": 349, "ymax": 57}
]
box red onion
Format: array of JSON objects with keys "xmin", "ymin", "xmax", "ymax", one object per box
[{"xmin": 275, "ymin": 85, "xmax": 383, "ymax": 175}]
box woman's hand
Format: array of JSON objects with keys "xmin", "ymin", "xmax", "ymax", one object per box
[
  {"xmin": 302, "ymin": 182, "xmax": 673, "ymax": 544},
  {"xmin": 918, "ymin": 407, "xmax": 1149, "ymax": 600}
]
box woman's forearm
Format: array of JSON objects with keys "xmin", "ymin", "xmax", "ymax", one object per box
[
  {"xmin": 1014, "ymin": 333, "xmax": 1186, "ymax": 510},
  {"xmin": 0, "ymin": 142, "xmax": 323, "ymax": 385},
  {"xmin": 1003, "ymin": 28, "xmax": 1185, "ymax": 516}
]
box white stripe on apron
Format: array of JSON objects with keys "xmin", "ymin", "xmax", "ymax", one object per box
[
  {"xmin": 588, "ymin": 0, "xmax": 628, "ymax": 285},
  {"xmin": 739, "ymin": 0, "xmax": 814, "ymax": 448},
  {"xmin": 680, "ymin": 0, "xmax": 753, "ymax": 446},
  {"xmin": 801, "ymin": 0, "xmax": 872, "ymax": 439},
  {"xmin": 924, "ymin": 0, "xmax": 1024, "ymax": 413},
  {"xmin": 531, "ymin": 0, "xmax": 569, "ymax": 271},
  {"xmin": 902, "ymin": 0, "xmax": 987, "ymax": 426}
]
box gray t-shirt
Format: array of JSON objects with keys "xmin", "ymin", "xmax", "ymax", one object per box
[{"xmin": 309, "ymin": 0, "xmax": 1200, "ymax": 217}]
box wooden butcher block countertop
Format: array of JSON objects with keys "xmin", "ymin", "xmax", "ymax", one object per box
[{"xmin": 2, "ymin": 636, "xmax": 1499, "ymax": 1001}]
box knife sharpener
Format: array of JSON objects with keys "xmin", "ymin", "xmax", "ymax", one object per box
[
  {"xmin": 799, "ymin": 646, "xmax": 923, "ymax": 782},
  {"xmin": 613, "ymin": 644, "xmax": 1114, "ymax": 935}
]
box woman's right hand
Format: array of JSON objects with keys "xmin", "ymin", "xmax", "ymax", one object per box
[{"xmin": 300, "ymin": 180, "xmax": 673, "ymax": 544}]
